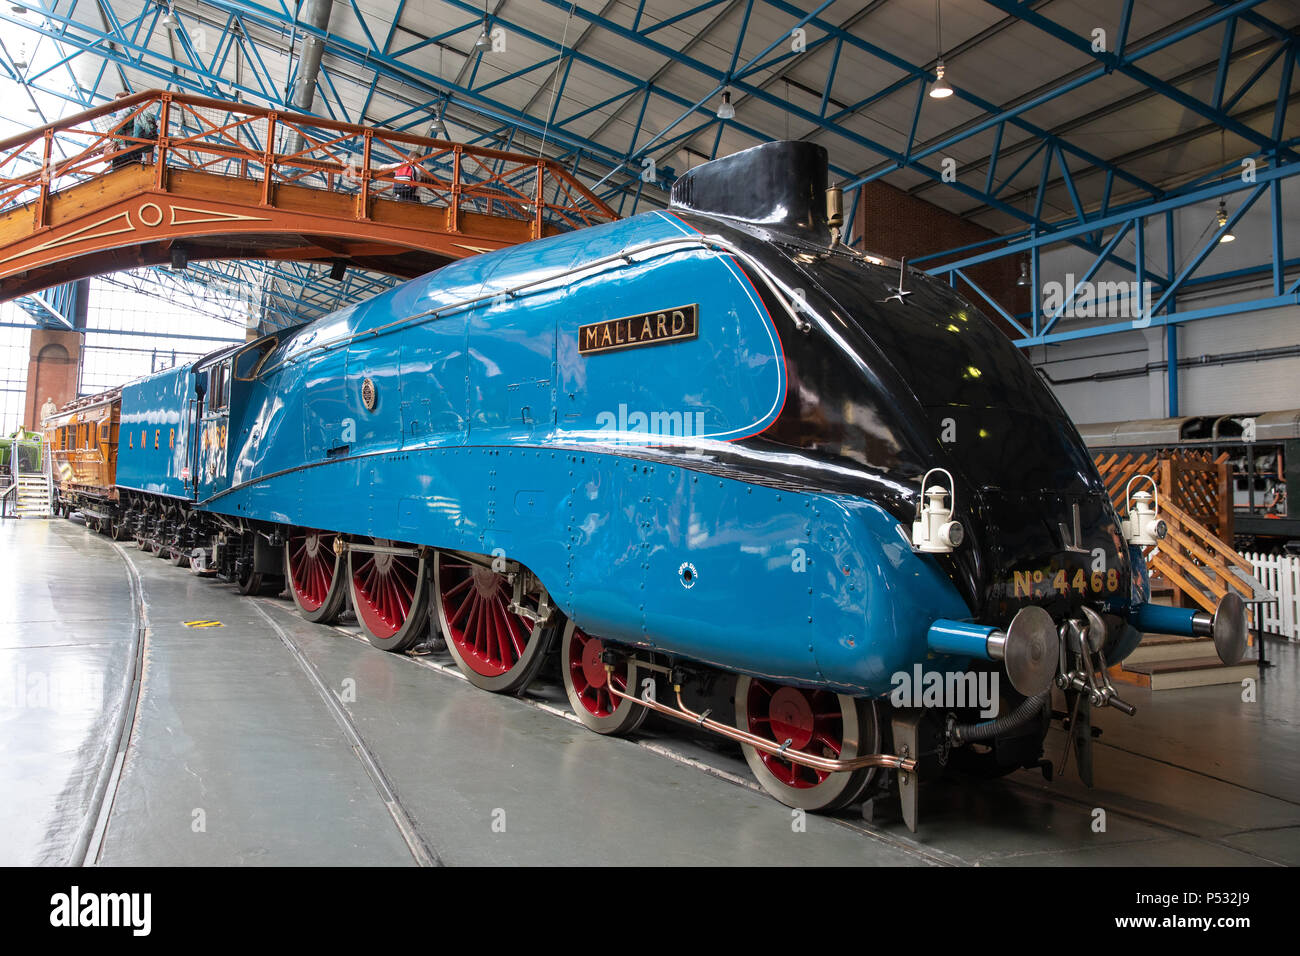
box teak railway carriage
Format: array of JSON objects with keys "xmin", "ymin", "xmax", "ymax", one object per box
[
  {"xmin": 47, "ymin": 142, "xmax": 1247, "ymax": 827},
  {"xmin": 46, "ymin": 389, "xmax": 122, "ymax": 533}
]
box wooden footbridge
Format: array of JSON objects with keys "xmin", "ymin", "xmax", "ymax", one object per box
[{"xmin": 0, "ymin": 91, "xmax": 616, "ymax": 302}]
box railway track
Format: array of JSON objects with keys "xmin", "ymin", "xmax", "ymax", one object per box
[
  {"xmin": 70, "ymin": 541, "xmax": 148, "ymax": 866},
  {"xmin": 253, "ymin": 594, "xmax": 1298, "ymax": 868},
  {"xmin": 82, "ymin": 534, "xmax": 1298, "ymax": 867},
  {"xmin": 80, "ymin": 540, "xmax": 442, "ymax": 867},
  {"xmin": 249, "ymin": 602, "xmax": 441, "ymax": 867}
]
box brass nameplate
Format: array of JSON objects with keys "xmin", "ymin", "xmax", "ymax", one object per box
[{"xmin": 579, "ymin": 304, "xmax": 698, "ymax": 355}]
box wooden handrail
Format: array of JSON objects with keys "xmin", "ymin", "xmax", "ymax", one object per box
[
  {"xmin": 0, "ymin": 89, "xmax": 617, "ymax": 226},
  {"xmin": 1160, "ymin": 499, "xmax": 1253, "ymax": 573}
]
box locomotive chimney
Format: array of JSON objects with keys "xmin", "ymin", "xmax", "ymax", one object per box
[{"xmin": 668, "ymin": 141, "xmax": 832, "ymax": 239}]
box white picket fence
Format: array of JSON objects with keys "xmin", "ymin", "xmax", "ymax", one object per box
[{"xmin": 1241, "ymin": 552, "xmax": 1300, "ymax": 641}]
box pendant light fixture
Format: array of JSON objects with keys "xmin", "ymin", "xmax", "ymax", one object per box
[
  {"xmin": 1217, "ymin": 199, "xmax": 1235, "ymax": 243},
  {"xmin": 930, "ymin": 0, "xmax": 953, "ymax": 99},
  {"xmin": 717, "ymin": 89, "xmax": 735, "ymax": 120},
  {"xmin": 475, "ymin": 2, "xmax": 492, "ymax": 52},
  {"xmin": 1216, "ymin": 132, "xmax": 1235, "ymax": 243}
]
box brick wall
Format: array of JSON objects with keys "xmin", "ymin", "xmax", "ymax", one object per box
[
  {"xmin": 24, "ymin": 329, "xmax": 83, "ymax": 429},
  {"xmin": 852, "ymin": 181, "xmax": 1028, "ymax": 337}
]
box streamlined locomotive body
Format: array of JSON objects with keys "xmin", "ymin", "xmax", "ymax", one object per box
[{"xmin": 77, "ymin": 142, "xmax": 1246, "ymax": 825}]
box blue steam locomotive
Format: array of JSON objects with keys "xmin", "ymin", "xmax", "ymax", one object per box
[{"xmin": 95, "ymin": 141, "xmax": 1246, "ymax": 826}]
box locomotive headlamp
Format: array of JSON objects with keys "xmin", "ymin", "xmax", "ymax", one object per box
[
  {"xmin": 1121, "ymin": 476, "xmax": 1166, "ymax": 547},
  {"xmin": 912, "ymin": 468, "xmax": 964, "ymax": 553}
]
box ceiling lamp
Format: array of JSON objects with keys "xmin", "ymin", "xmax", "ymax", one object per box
[
  {"xmin": 1217, "ymin": 199, "xmax": 1235, "ymax": 243},
  {"xmin": 474, "ymin": 17, "xmax": 492, "ymax": 51},
  {"xmin": 161, "ymin": 5, "xmax": 180, "ymax": 31},
  {"xmin": 930, "ymin": 60, "xmax": 953, "ymax": 99},
  {"xmin": 929, "ymin": 0, "xmax": 952, "ymax": 99},
  {"xmin": 1016, "ymin": 258, "xmax": 1031, "ymax": 287},
  {"xmin": 11, "ymin": 5, "xmax": 27, "ymax": 15},
  {"xmin": 716, "ymin": 89, "xmax": 735, "ymax": 120},
  {"xmin": 13, "ymin": 47, "xmax": 28, "ymax": 70}
]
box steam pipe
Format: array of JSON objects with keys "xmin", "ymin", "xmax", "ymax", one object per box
[
  {"xmin": 604, "ymin": 672, "xmax": 918, "ymax": 775},
  {"xmin": 1037, "ymin": 344, "xmax": 1300, "ymax": 386}
]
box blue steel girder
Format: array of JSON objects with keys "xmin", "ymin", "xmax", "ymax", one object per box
[
  {"xmin": 7, "ymin": 0, "xmax": 1297, "ymax": 342},
  {"xmin": 980, "ymin": 0, "xmax": 1299, "ymax": 163},
  {"xmin": 923, "ymin": 159, "xmax": 1299, "ymax": 348},
  {"xmin": 535, "ymin": 0, "xmax": 1159, "ymax": 229},
  {"xmin": 853, "ymin": 2, "xmax": 1293, "ymax": 208},
  {"xmin": 751, "ymin": 0, "xmax": 1163, "ymax": 199},
  {"xmin": 4, "ymin": 3, "xmax": 292, "ymax": 108},
  {"xmin": 15, "ymin": 283, "xmax": 76, "ymax": 329},
  {"xmin": 7, "ymin": 0, "xmax": 1176, "ymax": 238}
]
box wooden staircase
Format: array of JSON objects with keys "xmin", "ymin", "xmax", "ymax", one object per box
[
  {"xmin": 1146, "ymin": 499, "xmax": 1257, "ymax": 615},
  {"xmin": 1095, "ymin": 450, "xmax": 1265, "ymax": 689},
  {"xmin": 2, "ymin": 435, "xmax": 53, "ymax": 519},
  {"xmin": 14, "ymin": 473, "xmax": 52, "ymax": 517}
]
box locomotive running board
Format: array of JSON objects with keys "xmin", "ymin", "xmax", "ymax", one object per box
[{"xmin": 605, "ymin": 673, "xmax": 918, "ymax": 777}]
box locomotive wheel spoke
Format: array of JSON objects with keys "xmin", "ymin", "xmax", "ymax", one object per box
[
  {"xmin": 560, "ymin": 621, "xmax": 647, "ymax": 736},
  {"xmin": 434, "ymin": 552, "xmax": 555, "ymax": 694},
  {"xmin": 284, "ymin": 529, "xmax": 347, "ymax": 624},
  {"xmin": 348, "ymin": 539, "xmax": 428, "ymax": 652},
  {"xmin": 735, "ymin": 676, "xmax": 881, "ymax": 812}
]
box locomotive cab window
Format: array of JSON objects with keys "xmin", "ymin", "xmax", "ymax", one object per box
[
  {"xmin": 234, "ymin": 335, "xmax": 279, "ymax": 381},
  {"xmin": 209, "ymin": 360, "xmax": 231, "ymax": 411}
]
